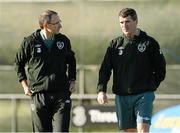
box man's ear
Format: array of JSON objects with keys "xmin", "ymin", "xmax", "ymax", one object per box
[
  {"xmin": 43, "ymin": 22, "xmax": 48, "ymax": 29},
  {"xmin": 135, "ymin": 19, "xmax": 138, "ymax": 25}
]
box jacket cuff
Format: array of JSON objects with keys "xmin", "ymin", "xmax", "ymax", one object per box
[
  {"xmin": 19, "ymin": 77, "xmax": 27, "ymax": 82},
  {"xmin": 69, "ymin": 79, "xmax": 76, "ymax": 83},
  {"xmin": 97, "ymin": 84, "xmax": 107, "ymax": 93}
]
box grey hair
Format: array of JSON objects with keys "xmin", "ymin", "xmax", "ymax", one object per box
[{"xmin": 38, "ymin": 10, "xmax": 58, "ymax": 29}]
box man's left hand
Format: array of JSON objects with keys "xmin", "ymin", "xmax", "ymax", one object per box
[{"xmin": 69, "ymin": 80, "xmax": 76, "ymax": 93}]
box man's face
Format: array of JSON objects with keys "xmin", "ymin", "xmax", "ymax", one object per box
[
  {"xmin": 47, "ymin": 14, "xmax": 62, "ymax": 34},
  {"xmin": 119, "ymin": 16, "xmax": 137, "ymax": 37}
]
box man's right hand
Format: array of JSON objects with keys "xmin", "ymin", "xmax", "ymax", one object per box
[
  {"xmin": 97, "ymin": 91, "xmax": 108, "ymax": 104},
  {"xmin": 21, "ymin": 80, "xmax": 33, "ymax": 96},
  {"xmin": 23, "ymin": 86, "xmax": 33, "ymax": 96}
]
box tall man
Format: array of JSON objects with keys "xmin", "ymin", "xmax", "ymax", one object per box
[
  {"xmin": 97, "ymin": 8, "xmax": 166, "ymax": 132},
  {"xmin": 15, "ymin": 10, "xmax": 76, "ymax": 132}
]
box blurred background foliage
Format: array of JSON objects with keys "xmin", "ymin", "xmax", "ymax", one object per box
[{"xmin": 0, "ymin": 0, "xmax": 180, "ymax": 65}]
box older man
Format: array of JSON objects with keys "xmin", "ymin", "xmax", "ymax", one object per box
[{"xmin": 15, "ymin": 10, "xmax": 76, "ymax": 132}]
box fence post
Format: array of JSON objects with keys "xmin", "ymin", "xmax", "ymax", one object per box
[
  {"xmin": 11, "ymin": 98, "xmax": 17, "ymax": 132},
  {"xmin": 78, "ymin": 65, "xmax": 85, "ymax": 132}
]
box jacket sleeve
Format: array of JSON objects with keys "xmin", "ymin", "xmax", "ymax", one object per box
[
  {"xmin": 97, "ymin": 43, "xmax": 113, "ymax": 93},
  {"xmin": 149, "ymin": 39, "xmax": 166, "ymax": 88},
  {"xmin": 14, "ymin": 38, "xmax": 31, "ymax": 82},
  {"xmin": 66, "ymin": 39, "xmax": 76, "ymax": 81}
]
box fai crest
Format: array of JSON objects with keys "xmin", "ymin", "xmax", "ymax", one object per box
[
  {"xmin": 138, "ymin": 43, "xmax": 146, "ymax": 52},
  {"xmin": 57, "ymin": 42, "xmax": 64, "ymax": 49}
]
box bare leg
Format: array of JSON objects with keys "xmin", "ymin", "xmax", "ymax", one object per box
[{"xmin": 137, "ymin": 123, "xmax": 150, "ymax": 133}]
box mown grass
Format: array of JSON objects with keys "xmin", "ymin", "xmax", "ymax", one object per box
[{"xmin": 0, "ymin": 101, "xmax": 12, "ymax": 131}]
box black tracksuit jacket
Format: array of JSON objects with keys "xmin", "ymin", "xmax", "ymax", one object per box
[
  {"xmin": 15, "ymin": 29, "xmax": 76, "ymax": 94},
  {"xmin": 97, "ymin": 30, "xmax": 166, "ymax": 95}
]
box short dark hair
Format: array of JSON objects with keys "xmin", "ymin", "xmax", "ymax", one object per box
[
  {"xmin": 38, "ymin": 10, "xmax": 58, "ymax": 29},
  {"xmin": 118, "ymin": 8, "xmax": 137, "ymax": 21}
]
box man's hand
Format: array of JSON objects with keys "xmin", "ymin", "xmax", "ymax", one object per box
[
  {"xmin": 21, "ymin": 80, "xmax": 33, "ymax": 96},
  {"xmin": 97, "ymin": 91, "xmax": 108, "ymax": 104},
  {"xmin": 23, "ymin": 86, "xmax": 33, "ymax": 96},
  {"xmin": 69, "ymin": 80, "xmax": 76, "ymax": 93}
]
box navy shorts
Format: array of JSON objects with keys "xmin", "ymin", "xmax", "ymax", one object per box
[{"xmin": 115, "ymin": 91, "xmax": 155, "ymax": 129}]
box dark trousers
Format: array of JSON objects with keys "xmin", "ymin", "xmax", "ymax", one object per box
[{"xmin": 30, "ymin": 92, "xmax": 71, "ymax": 132}]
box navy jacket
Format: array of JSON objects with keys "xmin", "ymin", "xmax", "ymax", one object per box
[
  {"xmin": 15, "ymin": 29, "xmax": 76, "ymax": 93},
  {"xmin": 97, "ymin": 30, "xmax": 166, "ymax": 95}
]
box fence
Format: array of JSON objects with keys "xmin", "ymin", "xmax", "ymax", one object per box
[
  {"xmin": 0, "ymin": 65, "xmax": 180, "ymax": 132},
  {"xmin": 0, "ymin": 93, "xmax": 180, "ymax": 132}
]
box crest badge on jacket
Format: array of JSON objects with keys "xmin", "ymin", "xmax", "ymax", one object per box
[{"xmin": 57, "ymin": 41, "xmax": 64, "ymax": 50}]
